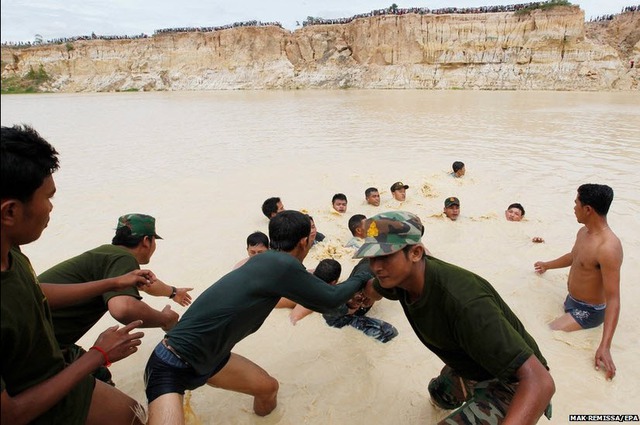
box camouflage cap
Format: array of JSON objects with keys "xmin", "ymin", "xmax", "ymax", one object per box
[
  {"xmin": 353, "ymin": 211, "xmax": 424, "ymax": 258},
  {"xmin": 444, "ymin": 197, "xmax": 460, "ymax": 207},
  {"xmin": 116, "ymin": 213, "xmax": 163, "ymax": 239}
]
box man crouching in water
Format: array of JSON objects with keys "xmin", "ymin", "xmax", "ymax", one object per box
[
  {"xmin": 535, "ymin": 183, "xmax": 623, "ymax": 380},
  {"xmin": 144, "ymin": 210, "xmax": 372, "ymax": 423}
]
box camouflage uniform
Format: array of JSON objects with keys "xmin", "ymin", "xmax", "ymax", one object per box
[
  {"xmin": 429, "ymin": 366, "xmax": 516, "ymax": 425},
  {"xmin": 355, "ymin": 211, "xmax": 552, "ymax": 424}
]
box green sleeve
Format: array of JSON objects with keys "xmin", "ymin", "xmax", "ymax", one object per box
[
  {"xmin": 101, "ymin": 255, "xmax": 142, "ymax": 303},
  {"xmin": 455, "ymin": 297, "xmax": 534, "ymax": 381}
]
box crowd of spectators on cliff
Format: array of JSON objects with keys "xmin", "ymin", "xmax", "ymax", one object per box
[
  {"xmin": 1, "ymin": 32, "xmax": 149, "ymax": 48},
  {"xmin": 1, "ymin": 21, "xmax": 282, "ymax": 48},
  {"xmin": 302, "ymin": 1, "xmax": 563, "ymax": 27},
  {"xmin": 153, "ymin": 20, "xmax": 283, "ymax": 36},
  {"xmin": 589, "ymin": 5, "xmax": 639, "ymax": 21},
  {"xmin": 2, "ymin": 3, "xmax": 638, "ymax": 48}
]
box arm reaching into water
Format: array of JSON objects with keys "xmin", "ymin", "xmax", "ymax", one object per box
[{"xmin": 594, "ymin": 239, "xmax": 623, "ymax": 380}]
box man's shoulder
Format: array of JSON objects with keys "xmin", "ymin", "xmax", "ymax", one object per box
[
  {"xmin": 92, "ymin": 244, "xmax": 130, "ymax": 254},
  {"xmin": 250, "ymin": 250, "xmax": 301, "ymax": 268},
  {"xmin": 599, "ymin": 229, "xmax": 623, "ymax": 262}
]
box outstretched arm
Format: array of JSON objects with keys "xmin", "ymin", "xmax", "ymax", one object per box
[
  {"xmin": 534, "ymin": 252, "xmax": 572, "ymax": 274},
  {"xmin": 40, "ymin": 270, "xmax": 155, "ymax": 310},
  {"xmin": 108, "ymin": 296, "xmax": 179, "ymax": 332},
  {"xmin": 362, "ymin": 279, "xmax": 383, "ymax": 302},
  {"xmin": 594, "ymin": 241, "xmax": 623, "ymax": 380},
  {"xmin": 503, "ymin": 355, "xmax": 555, "ymax": 425},
  {"xmin": 139, "ymin": 278, "xmax": 193, "ymax": 307},
  {"xmin": 0, "ymin": 320, "xmax": 143, "ymax": 425},
  {"xmin": 289, "ymin": 305, "xmax": 314, "ymax": 325}
]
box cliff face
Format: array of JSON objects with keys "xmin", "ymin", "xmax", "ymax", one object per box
[{"xmin": 2, "ymin": 6, "xmax": 638, "ymax": 91}]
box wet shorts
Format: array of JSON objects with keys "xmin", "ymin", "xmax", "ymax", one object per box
[
  {"xmin": 564, "ymin": 294, "xmax": 606, "ymax": 329},
  {"xmin": 144, "ymin": 341, "xmax": 230, "ymax": 404}
]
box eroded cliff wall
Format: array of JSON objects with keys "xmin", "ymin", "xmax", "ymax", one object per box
[{"xmin": 2, "ymin": 6, "xmax": 638, "ymax": 91}]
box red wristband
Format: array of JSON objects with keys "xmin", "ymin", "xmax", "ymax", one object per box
[{"xmin": 89, "ymin": 345, "xmax": 112, "ymax": 367}]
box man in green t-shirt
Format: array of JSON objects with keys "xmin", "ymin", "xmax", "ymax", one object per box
[
  {"xmin": 38, "ymin": 213, "xmax": 193, "ymax": 384},
  {"xmin": 358, "ymin": 211, "xmax": 555, "ymax": 425},
  {"xmin": 145, "ymin": 210, "xmax": 372, "ymax": 424},
  {"xmin": 1, "ymin": 124, "xmax": 148, "ymax": 424}
]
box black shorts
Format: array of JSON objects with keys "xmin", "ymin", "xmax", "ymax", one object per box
[{"xmin": 145, "ymin": 342, "xmax": 230, "ymax": 403}]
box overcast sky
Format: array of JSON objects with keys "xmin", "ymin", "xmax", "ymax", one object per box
[{"xmin": 1, "ymin": 0, "xmax": 633, "ymax": 43}]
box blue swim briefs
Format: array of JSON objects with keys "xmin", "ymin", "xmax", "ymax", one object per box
[
  {"xmin": 563, "ymin": 294, "xmax": 606, "ymax": 329},
  {"xmin": 144, "ymin": 342, "xmax": 230, "ymax": 404}
]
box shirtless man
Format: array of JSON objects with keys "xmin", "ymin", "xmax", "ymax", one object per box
[{"xmin": 534, "ymin": 184, "xmax": 622, "ymax": 380}]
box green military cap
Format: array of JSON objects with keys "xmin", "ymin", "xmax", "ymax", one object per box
[
  {"xmin": 116, "ymin": 213, "xmax": 163, "ymax": 239},
  {"xmin": 353, "ymin": 211, "xmax": 424, "ymax": 258}
]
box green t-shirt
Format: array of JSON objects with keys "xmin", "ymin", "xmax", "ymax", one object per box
[
  {"xmin": 168, "ymin": 250, "xmax": 371, "ymax": 375},
  {"xmin": 374, "ymin": 255, "xmax": 547, "ymax": 382},
  {"xmin": 1, "ymin": 247, "xmax": 94, "ymax": 424},
  {"xmin": 38, "ymin": 244, "xmax": 142, "ymax": 345}
]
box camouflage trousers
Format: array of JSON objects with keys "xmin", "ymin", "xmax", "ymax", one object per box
[
  {"xmin": 428, "ymin": 366, "xmax": 515, "ymax": 425},
  {"xmin": 61, "ymin": 344, "xmax": 115, "ymax": 386}
]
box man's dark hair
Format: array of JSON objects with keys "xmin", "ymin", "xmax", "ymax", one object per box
[
  {"xmin": 313, "ymin": 258, "xmax": 342, "ymax": 284},
  {"xmin": 269, "ymin": 210, "xmax": 311, "ymax": 252},
  {"xmin": 577, "ymin": 184, "xmax": 613, "ymax": 216},
  {"xmin": 348, "ymin": 214, "xmax": 366, "ymax": 236},
  {"xmin": 112, "ymin": 226, "xmax": 149, "ymax": 248},
  {"xmin": 1, "ymin": 124, "xmax": 59, "ymax": 202},
  {"xmin": 332, "ymin": 193, "xmax": 347, "ymax": 204},
  {"xmin": 452, "ymin": 161, "xmax": 465, "ymax": 173},
  {"xmin": 507, "ymin": 203, "xmax": 525, "ymax": 216},
  {"xmin": 365, "ymin": 187, "xmax": 378, "ymax": 198},
  {"xmin": 261, "ymin": 197, "xmax": 281, "ymax": 218},
  {"xmin": 246, "ymin": 231, "xmax": 269, "ymax": 248}
]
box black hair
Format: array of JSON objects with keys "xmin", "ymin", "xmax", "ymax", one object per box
[
  {"xmin": 332, "ymin": 193, "xmax": 347, "ymax": 204},
  {"xmin": 269, "ymin": 210, "xmax": 311, "ymax": 252},
  {"xmin": 348, "ymin": 214, "xmax": 366, "ymax": 236},
  {"xmin": 313, "ymin": 258, "xmax": 342, "ymax": 284},
  {"xmin": 365, "ymin": 187, "xmax": 378, "ymax": 197},
  {"xmin": 112, "ymin": 226, "xmax": 149, "ymax": 248},
  {"xmin": 452, "ymin": 161, "xmax": 465, "ymax": 173},
  {"xmin": 507, "ymin": 203, "xmax": 525, "ymax": 216},
  {"xmin": 577, "ymin": 184, "xmax": 613, "ymax": 216},
  {"xmin": 246, "ymin": 231, "xmax": 269, "ymax": 248},
  {"xmin": 1, "ymin": 124, "xmax": 60, "ymax": 202},
  {"xmin": 261, "ymin": 197, "xmax": 281, "ymax": 218}
]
